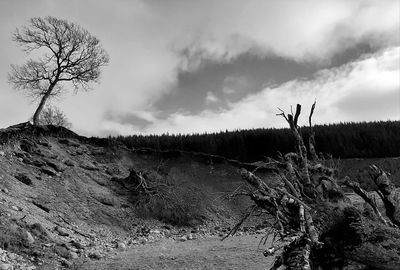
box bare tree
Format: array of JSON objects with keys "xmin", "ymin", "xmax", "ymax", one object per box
[
  {"xmin": 8, "ymin": 16, "xmax": 109, "ymax": 125},
  {"xmin": 37, "ymin": 106, "xmax": 72, "ymax": 128}
]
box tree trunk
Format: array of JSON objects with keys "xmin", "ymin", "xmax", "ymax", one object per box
[{"xmin": 32, "ymin": 85, "xmax": 54, "ymax": 125}]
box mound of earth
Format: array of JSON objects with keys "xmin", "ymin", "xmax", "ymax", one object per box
[{"xmin": 0, "ymin": 123, "xmax": 272, "ymax": 269}]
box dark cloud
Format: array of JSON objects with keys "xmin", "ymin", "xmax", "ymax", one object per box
[
  {"xmin": 154, "ymin": 42, "xmax": 379, "ymax": 116},
  {"xmin": 154, "ymin": 53, "xmax": 318, "ymax": 115},
  {"xmin": 104, "ymin": 111, "xmax": 153, "ymax": 129}
]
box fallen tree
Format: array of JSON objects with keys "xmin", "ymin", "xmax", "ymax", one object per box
[{"xmin": 230, "ymin": 102, "xmax": 400, "ymax": 269}]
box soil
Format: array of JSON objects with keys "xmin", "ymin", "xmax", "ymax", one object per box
[
  {"xmin": 0, "ymin": 124, "xmax": 269, "ymax": 269},
  {"xmin": 74, "ymin": 234, "xmax": 274, "ymax": 270}
]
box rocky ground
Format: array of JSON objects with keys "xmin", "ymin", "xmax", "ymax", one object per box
[{"xmin": 74, "ymin": 233, "xmax": 273, "ymax": 270}]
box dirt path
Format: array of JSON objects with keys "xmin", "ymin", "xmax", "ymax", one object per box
[{"xmin": 76, "ymin": 235, "xmax": 274, "ymax": 270}]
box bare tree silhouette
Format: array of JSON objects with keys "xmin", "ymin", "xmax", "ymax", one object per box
[{"xmin": 8, "ymin": 16, "xmax": 109, "ymax": 125}]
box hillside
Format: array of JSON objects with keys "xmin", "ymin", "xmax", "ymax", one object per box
[{"xmin": 0, "ymin": 123, "xmax": 274, "ymax": 269}]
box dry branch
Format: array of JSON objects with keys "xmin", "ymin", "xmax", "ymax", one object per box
[
  {"xmin": 344, "ymin": 177, "xmax": 390, "ymax": 226},
  {"xmin": 369, "ymin": 165, "xmax": 400, "ymax": 226},
  {"xmin": 221, "ymin": 206, "xmax": 256, "ymax": 240},
  {"xmin": 308, "ymin": 100, "xmax": 318, "ymax": 161}
]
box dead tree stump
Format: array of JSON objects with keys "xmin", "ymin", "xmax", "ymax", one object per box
[{"xmin": 230, "ymin": 102, "xmax": 400, "ymax": 270}]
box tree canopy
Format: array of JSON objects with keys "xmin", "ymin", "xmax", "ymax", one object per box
[{"xmin": 114, "ymin": 121, "xmax": 400, "ymax": 161}]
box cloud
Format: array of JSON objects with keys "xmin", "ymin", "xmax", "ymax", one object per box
[
  {"xmin": 130, "ymin": 46, "xmax": 399, "ymax": 135},
  {"xmin": 205, "ymin": 91, "xmax": 219, "ymax": 104},
  {"xmin": 222, "ymin": 88, "xmax": 236, "ymax": 95},
  {"xmin": 223, "ymin": 76, "xmax": 250, "ymax": 92},
  {"xmin": 171, "ymin": 0, "xmax": 399, "ymax": 70},
  {"xmin": 104, "ymin": 110, "xmax": 153, "ymax": 128},
  {"xmin": 0, "ymin": 0, "xmax": 398, "ymax": 136}
]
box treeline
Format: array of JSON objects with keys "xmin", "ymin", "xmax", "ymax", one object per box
[{"xmin": 113, "ymin": 121, "xmax": 400, "ymax": 162}]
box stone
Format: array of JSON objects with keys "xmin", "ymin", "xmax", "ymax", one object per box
[
  {"xmin": 88, "ymin": 251, "xmax": 102, "ymax": 260},
  {"xmin": 14, "ymin": 152, "xmax": 25, "ymax": 159},
  {"xmin": 71, "ymin": 149, "xmax": 84, "ymax": 156},
  {"xmin": 63, "ymin": 159, "xmax": 75, "ymax": 167},
  {"xmin": 69, "ymin": 240, "xmax": 84, "ymax": 249},
  {"xmin": 139, "ymin": 238, "xmax": 147, "ymax": 244},
  {"xmin": 177, "ymin": 236, "xmax": 187, "ymax": 242},
  {"xmin": 55, "ymin": 226, "xmax": 69, "ymax": 237},
  {"xmin": 7, "ymin": 254, "xmax": 17, "ymax": 260},
  {"xmin": 80, "ymin": 162, "xmax": 98, "ymax": 171},
  {"xmin": 10, "ymin": 206, "xmax": 20, "ymax": 211},
  {"xmin": 129, "ymin": 240, "xmax": 139, "ymax": 245},
  {"xmin": 14, "ymin": 173, "xmax": 33, "ymax": 186},
  {"xmin": 69, "ymin": 247, "xmax": 78, "ymax": 253},
  {"xmin": 58, "ymin": 139, "xmax": 80, "ymax": 147},
  {"xmin": 94, "ymin": 194, "xmax": 114, "ymax": 206},
  {"xmin": 0, "ymin": 151, "xmax": 4, "ymax": 157},
  {"xmin": 117, "ymin": 242, "xmax": 126, "ymax": 251},
  {"xmin": 32, "ymin": 201, "xmax": 50, "ymax": 213},
  {"xmin": 1, "ymin": 188, "xmax": 8, "ymax": 194},
  {"xmin": 22, "ymin": 157, "xmax": 33, "ymax": 165},
  {"xmin": 44, "ymin": 160, "xmax": 65, "ymax": 172},
  {"xmin": 20, "ymin": 139, "xmax": 37, "ymax": 153},
  {"xmin": 187, "ymin": 234, "xmax": 195, "ymax": 240},
  {"xmin": 162, "ymin": 225, "xmax": 171, "ymax": 230},
  {"xmin": 60, "ymin": 258, "xmax": 72, "ymax": 267},
  {"xmin": 54, "ymin": 245, "xmax": 71, "ymax": 259},
  {"xmin": 30, "ymin": 223, "xmax": 49, "ymax": 238},
  {"xmin": 0, "ymin": 264, "xmax": 13, "ymax": 270},
  {"xmin": 37, "ymin": 140, "xmax": 50, "ymax": 147},
  {"xmin": 40, "ymin": 167, "xmax": 57, "ymax": 176},
  {"xmin": 31, "ymin": 158, "xmax": 46, "ymax": 167},
  {"xmin": 69, "ymin": 252, "xmax": 78, "ymax": 259},
  {"xmin": 105, "ymin": 167, "xmax": 120, "ymax": 176},
  {"xmin": 91, "ymin": 148, "xmax": 105, "ymax": 155},
  {"xmin": 25, "ymin": 231, "xmax": 35, "ymax": 244}
]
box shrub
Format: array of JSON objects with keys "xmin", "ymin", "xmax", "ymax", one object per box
[
  {"xmin": 135, "ymin": 179, "xmax": 207, "ymax": 226},
  {"xmin": 0, "ymin": 222, "xmax": 31, "ymax": 251}
]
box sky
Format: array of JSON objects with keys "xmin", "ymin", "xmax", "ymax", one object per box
[{"xmin": 0, "ymin": 0, "xmax": 399, "ymax": 136}]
